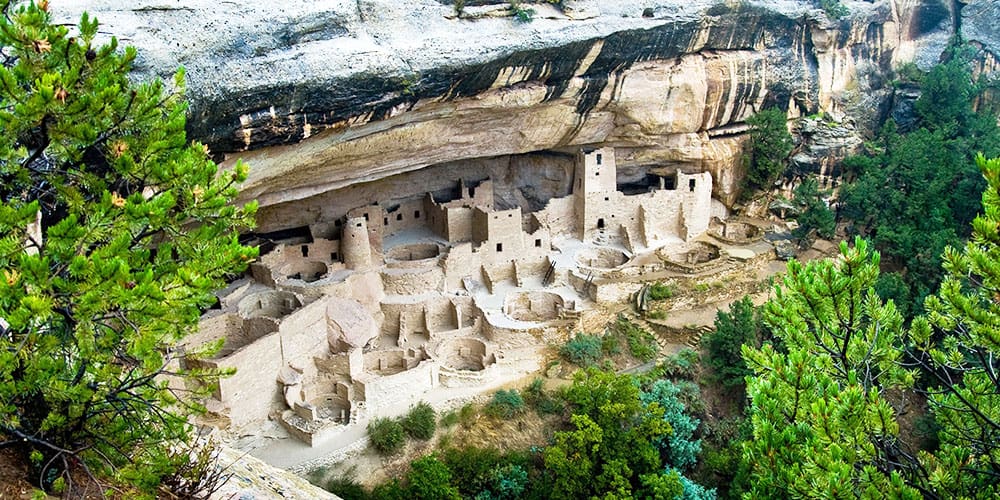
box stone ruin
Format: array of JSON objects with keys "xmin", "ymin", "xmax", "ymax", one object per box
[{"xmin": 183, "ymin": 147, "xmax": 767, "ymax": 446}]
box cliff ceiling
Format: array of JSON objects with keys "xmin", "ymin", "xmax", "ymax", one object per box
[{"xmin": 54, "ymin": 0, "xmax": 998, "ymax": 231}]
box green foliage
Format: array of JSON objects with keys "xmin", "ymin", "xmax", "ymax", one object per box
[
  {"xmin": 559, "ymin": 332, "xmax": 603, "ymax": 366},
  {"xmin": 370, "ymin": 479, "xmax": 407, "ymax": 500},
  {"xmin": 509, "ymin": 1, "xmax": 535, "ymax": 22},
  {"xmin": 440, "ymin": 408, "xmax": 460, "ymax": 428},
  {"xmin": 744, "ymin": 108, "xmax": 794, "ymax": 192},
  {"xmin": 819, "ymin": 0, "xmax": 849, "ymax": 19},
  {"xmin": 523, "ymin": 378, "xmax": 563, "ymax": 415},
  {"xmin": 311, "ymin": 474, "xmax": 367, "ymax": 500},
  {"xmin": 402, "ymin": 401, "xmax": 436, "ymax": 440},
  {"xmin": 612, "ymin": 315, "xmax": 659, "ymax": 362},
  {"xmin": 0, "ymin": 2, "xmax": 257, "ymax": 493},
  {"xmin": 658, "ymin": 348, "xmax": 701, "ymax": 379},
  {"xmin": 894, "ymin": 62, "xmax": 925, "ymax": 86},
  {"xmin": 840, "ymin": 48, "xmax": 1000, "ymax": 312},
  {"xmin": 367, "ymin": 417, "xmax": 405, "ymax": 455},
  {"xmin": 704, "ymin": 296, "xmax": 765, "ymax": 388},
  {"xmin": 485, "ymin": 389, "xmax": 526, "ymax": 419},
  {"xmin": 874, "ymin": 271, "xmax": 912, "ymax": 320},
  {"xmin": 649, "ymin": 282, "xmax": 675, "ymax": 300},
  {"xmin": 740, "ymin": 239, "xmax": 920, "ymax": 497},
  {"xmin": 545, "ymin": 369, "xmax": 673, "ymax": 499},
  {"xmin": 642, "ymin": 380, "xmax": 703, "ymax": 470},
  {"xmin": 792, "ymin": 178, "xmax": 835, "ymax": 240},
  {"xmin": 407, "ymin": 455, "xmax": 462, "ymax": 500},
  {"xmin": 909, "ymin": 154, "xmax": 1000, "ymax": 496},
  {"xmin": 454, "ymin": 0, "xmax": 465, "ymax": 16}
]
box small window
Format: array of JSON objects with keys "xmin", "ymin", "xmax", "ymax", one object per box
[
  {"xmin": 535, "ymin": 239, "xmax": 542, "ymax": 247},
  {"xmin": 496, "ymin": 243, "xmax": 503, "ymax": 252},
  {"xmin": 664, "ymin": 176, "xmax": 676, "ymax": 190},
  {"xmin": 334, "ymin": 220, "xmax": 342, "ymax": 227},
  {"xmin": 363, "ymin": 213, "xmax": 369, "ymax": 221},
  {"xmin": 383, "ymin": 217, "xmax": 388, "ymax": 226},
  {"xmin": 689, "ymin": 179, "xmax": 696, "ymax": 192},
  {"xmin": 300, "ymin": 245, "xmax": 309, "ymax": 257},
  {"xmin": 508, "ymin": 213, "xmax": 513, "ymax": 218},
  {"xmin": 356, "ymin": 222, "xmax": 362, "ymax": 228},
  {"xmin": 605, "ymin": 196, "xmax": 609, "ymax": 201},
  {"xmin": 595, "ymin": 171, "xmax": 600, "ymax": 176},
  {"xmin": 414, "ymin": 210, "xmax": 420, "ymax": 219},
  {"xmin": 396, "ymin": 213, "xmax": 403, "ymax": 221},
  {"xmin": 331, "ymin": 252, "xmax": 339, "ymax": 261},
  {"xmin": 597, "ymin": 218, "xmax": 605, "ymax": 229},
  {"xmin": 596, "ymin": 153, "xmax": 603, "ymax": 165}
]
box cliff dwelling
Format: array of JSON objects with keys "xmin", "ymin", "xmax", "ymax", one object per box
[{"xmin": 186, "ymin": 146, "xmax": 767, "ymax": 446}]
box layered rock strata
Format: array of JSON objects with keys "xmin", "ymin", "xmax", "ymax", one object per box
[{"xmin": 53, "ymin": 0, "xmax": 993, "ymax": 232}]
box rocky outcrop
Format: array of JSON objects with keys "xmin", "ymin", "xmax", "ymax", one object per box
[{"xmin": 54, "ymin": 0, "xmax": 996, "ymax": 231}]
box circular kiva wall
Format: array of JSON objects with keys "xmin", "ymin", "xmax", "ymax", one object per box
[
  {"xmin": 309, "ymin": 382, "xmax": 352, "ymax": 423},
  {"xmin": 280, "ymin": 260, "xmax": 328, "ymax": 283},
  {"xmin": 386, "ymin": 242, "xmax": 440, "ymax": 262},
  {"xmin": 710, "ymin": 221, "xmax": 762, "ymax": 243},
  {"xmin": 504, "ymin": 291, "xmax": 564, "ymax": 322},
  {"xmin": 665, "ymin": 242, "xmax": 721, "ymax": 265},
  {"xmin": 438, "ymin": 338, "xmax": 494, "ymax": 371},
  {"xmin": 575, "ymin": 247, "xmax": 628, "ymax": 269},
  {"xmin": 238, "ymin": 290, "xmax": 301, "ymax": 319}
]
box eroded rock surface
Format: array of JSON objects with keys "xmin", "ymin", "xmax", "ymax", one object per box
[{"xmin": 53, "ymin": 0, "xmax": 995, "ymax": 231}]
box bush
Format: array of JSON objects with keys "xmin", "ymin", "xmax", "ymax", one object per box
[
  {"xmin": 440, "ymin": 409, "xmax": 460, "ymax": 428},
  {"xmin": 601, "ymin": 333, "xmax": 622, "ymax": 355},
  {"xmin": 659, "ymin": 349, "xmax": 701, "ymax": 379},
  {"xmin": 484, "ymin": 389, "xmax": 526, "ymax": 419},
  {"xmin": 368, "ymin": 417, "xmax": 405, "ymax": 455},
  {"xmin": 313, "ymin": 476, "xmax": 367, "ymax": 500},
  {"xmin": 704, "ymin": 296, "xmax": 765, "ymax": 388},
  {"xmin": 403, "ymin": 402, "xmax": 437, "ymax": 440},
  {"xmin": 408, "ymin": 455, "xmax": 461, "ymax": 500},
  {"xmin": 648, "ymin": 282, "xmax": 674, "ymax": 300},
  {"xmin": 614, "ymin": 315, "xmax": 659, "ymax": 362},
  {"xmin": 523, "ymin": 378, "xmax": 564, "ymax": 415},
  {"xmin": 560, "ymin": 332, "xmax": 603, "ymax": 366},
  {"xmin": 819, "ymin": 0, "xmax": 849, "ymax": 19},
  {"xmin": 792, "ymin": 179, "xmax": 835, "ymax": 240}
]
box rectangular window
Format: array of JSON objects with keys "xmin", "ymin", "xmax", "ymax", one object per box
[
  {"xmin": 331, "ymin": 252, "xmax": 339, "ymax": 261},
  {"xmin": 689, "ymin": 179, "xmax": 696, "ymax": 192},
  {"xmin": 414, "ymin": 210, "xmax": 421, "ymax": 219},
  {"xmin": 383, "ymin": 217, "xmax": 388, "ymax": 226},
  {"xmin": 396, "ymin": 213, "xmax": 403, "ymax": 221},
  {"xmin": 596, "ymin": 153, "xmax": 602, "ymax": 165},
  {"xmin": 301, "ymin": 245, "xmax": 309, "ymax": 257},
  {"xmin": 496, "ymin": 243, "xmax": 503, "ymax": 252},
  {"xmin": 363, "ymin": 213, "xmax": 369, "ymax": 221},
  {"xmin": 535, "ymin": 239, "xmax": 542, "ymax": 247}
]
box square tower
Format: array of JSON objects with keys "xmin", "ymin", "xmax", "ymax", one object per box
[
  {"xmin": 574, "ymin": 147, "xmax": 618, "ymax": 241},
  {"xmin": 573, "ymin": 147, "xmax": 617, "ymax": 195}
]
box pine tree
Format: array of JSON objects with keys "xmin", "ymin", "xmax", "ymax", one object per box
[
  {"xmin": 0, "ymin": 1, "xmax": 256, "ymax": 494},
  {"xmin": 908, "ymin": 154, "xmax": 1000, "ymax": 497},
  {"xmin": 740, "ymin": 239, "xmax": 922, "ymax": 498}
]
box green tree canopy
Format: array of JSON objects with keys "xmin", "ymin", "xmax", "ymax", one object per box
[
  {"xmin": 740, "ymin": 239, "xmax": 921, "ymax": 498},
  {"xmin": 744, "ymin": 107, "xmax": 793, "ymax": 192},
  {"xmin": 0, "ymin": 1, "xmax": 256, "ymax": 494},
  {"xmin": 907, "ymin": 154, "xmax": 1000, "ymax": 497},
  {"xmin": 840, "ymin": 47, "xmax": 1000, "ymax": 312}
]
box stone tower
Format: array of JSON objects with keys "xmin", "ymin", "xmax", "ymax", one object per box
[
  {"xmin": 574, "ymin": 146, "xmax": 617, "ymax": 241},
  {"xmin": 341, "ymin": 216, "xmax": 373, "ymax": 270}
]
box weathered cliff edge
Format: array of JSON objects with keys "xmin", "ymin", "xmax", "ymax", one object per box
[{"xmin": 54, "ymin": 0, "xmax": 995, "ymax": 230}]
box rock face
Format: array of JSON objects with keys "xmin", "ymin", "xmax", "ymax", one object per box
[{"xmin": 54, "ymin": 0, "xmax": 997, "ymax": 231}]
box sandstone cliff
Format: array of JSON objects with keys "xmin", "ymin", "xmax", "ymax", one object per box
[{"xmin": 55, "ymin": 0, "xmax": 995, "ymax": 231}]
